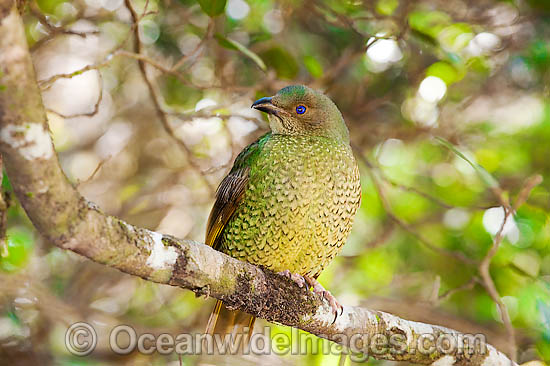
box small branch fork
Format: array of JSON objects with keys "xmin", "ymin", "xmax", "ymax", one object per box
[
  {"xmin": 478, "ymin": 175, "xmax": 543, "ymax": 361},
  {"xmin": 32, "ymin": 0, "xmax": 220, "ymax": 193},
  {"xmin": 28, "ymin": 1, "xmax": 99, "ymax": 50}
]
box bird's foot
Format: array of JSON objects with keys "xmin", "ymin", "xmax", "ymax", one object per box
[
  {"xmin": 278, "ymin": 269, "xmax": 307, "ymax": 288},
  {"xmin": 303, "ymin": 275, "xmax": 343, "ymax": 321},
  {"xmin": 278, "ymin": 271, "xmax": 342, "ymax": 322}
]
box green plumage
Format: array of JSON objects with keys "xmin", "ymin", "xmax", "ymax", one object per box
[
  {"xmin": 217, "ymin": 132, "xmax": 360, "ymax": 276},
  {"xmin": 205, "ymin": 85, "xmax": 361, "ymax": 340}
]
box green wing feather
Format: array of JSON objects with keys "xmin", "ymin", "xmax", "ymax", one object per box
[
  {"xmin": 205, "ymin": 133, "xmax": 271, "ymax": 250},
  {"xmin": 205, "ymin": 133, "xmax": 271, "ymax": 342}
]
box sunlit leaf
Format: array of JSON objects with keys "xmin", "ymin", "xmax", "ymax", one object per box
[
  {"xmin": 376, "ymin": 0, "xmax": 399, "ymax": 16},
  {"xmin": 466, "ymin": 56, "xmax": 491, "ymax": 75},
  {"xmin": 426, "ymin": 61, "xmax": 464, "ymax": 84},
  {"xmin": 435, "ymin": 137, "xmax": 500, "ymax": 188},
  {"xmin": 0, "ymin": 227, "xmax": 34, "ymax": 273},
  {"xmin": 303, "ymin": 56, "xmax": 324, "ymax": 78},
  {"xmin": 438, "ymin": 23, "xmax": 474, "ymax": 52},
  {"xmin": 196, "ymin": 0, "xmax": 227, "ymax": 17},
  {"xmin": 161, "ymin": 75, "xmax": 203, "ymax": 108},
  {"xmin": 409, "ymin": 10, "xmax": 452, "ymax": 39},
  {"xmin": 259, "ymin": 46, "xmax": 299, "ymax": 79},
  {"xmin": 215, "ymin": 34, "xmax": 267, "ymax": 71},
  {"xmin": 36, "ymin": 0, "xmax": 66, "ymax": 14}
]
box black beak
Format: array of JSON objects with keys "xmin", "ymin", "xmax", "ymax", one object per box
[{"xmin": 251, "ymin": 96, "xmax": 277, "ymax": 114}]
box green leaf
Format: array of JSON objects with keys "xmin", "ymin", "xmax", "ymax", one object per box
[
  {"xmin": 426, "ymin": 61, "xmax": 464, "ymax": 84},
  {"xmin": 196, "ymin": 0, "xmax": 227, "ymax": 17},
  {"xmin": 530, "ymin": 40, "xmax": 550, "ymax": 70},
  {"xmin": 36, "ymin": 0, "xmax": 66, "ymax": 14},
  {"xmin": 376, "ymin": 0, "xmax": 399, "ymax": 16},
  {"xmin": 303, "ymin": 56, "xmax": 324, "ymax": 78},
  {"xmin": 1, "ymin": 227, "xmax": 34, "ymax": 273},
  {"xmin": 259, "ymin": 46, "xmax": 299, "ymax": 80},
  {"xmin": 161, "ymin": 75, "xmax": 202, "ymax": 108},
  {"xmin": 2, "ymin": 170, "xmax": 11, "ymax": 191},
  {"xmin": 409, "ymin": 10, "xmax": 452, "ymax": 39},
  {"xmin": 435, "ymin": 137, "xmax": 500, "ymax": 188},
  {"xmin": 466, "ymin": 56, "xmax": 491, "ymax": 75},
  {"xmin": 437, "ymin": 23, "xmax": 474, "ymax": 52},
  {"xmin": 215, "ymin": 34, "xmax": 267, "ymax": 71}
]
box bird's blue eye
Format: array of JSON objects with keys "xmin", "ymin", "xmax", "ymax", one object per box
[{"xmin": 296, "ymin": 105, "xmax": 306, "ymax": 114}]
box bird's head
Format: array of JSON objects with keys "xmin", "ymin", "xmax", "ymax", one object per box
[{"xmin": 251, "ymin": 85, "xmax": 350, "ymax": 142}]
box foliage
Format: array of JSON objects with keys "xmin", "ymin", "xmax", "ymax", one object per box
[
  {"xmin": 1, "ymin": 0, "xmax": 549, "ymax": 365},
  {"xmin": 197, "ymin": 0, "xmax": 227, "ymax": 17}
]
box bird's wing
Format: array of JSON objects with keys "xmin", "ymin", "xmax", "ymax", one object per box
[{"xmin": 205, "ymin": 132, "xmax": 271, "ymax": 250}]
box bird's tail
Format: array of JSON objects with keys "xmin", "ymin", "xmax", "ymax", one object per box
[{"xmin": 205, "ymin": 300, "xmax": 256, "ymax": 352}]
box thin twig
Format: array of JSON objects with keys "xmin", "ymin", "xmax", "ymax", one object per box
[
  {"xmin": 29, "ymin": 2, "xmax": 99, "ymax": 50},
  {"xmin": 435, "ymin": 277, "xmax": 479, "ymax": 306},
  {"xmin": 46, "ymin": 74, "xmax": 104, "ymax": 118},
  {"xmin": 116, "ymin": 50, "xmax": 203, "ymax": 88},
  {"xmin": 77, "ymin": 155, "xmax": 113, "ymax": 187},
  {"xmin": 38, "ymin": 49, "xmax": 195, "ymax": 91},
  {"xmin": 429, "ymin": 275, "xmax": 441, "ymax": 303},
  {"xmin": 362, "ymin": 152, "xmax": 492, "ymax": 211},
  {"xmin": 477, "ymin": 174, "xmax": 542, "ymax": 361},
  {"xmin": 357, "ymin": 152, "xmax": 475, "ymax": 264},
  {"xmin": 478, "ymin": 204, "xmax": 515, "ymax": 361},
  {"xmin": 39, "ymin": 57, "xmax": 111, "ymax": 90},
  {"xmin": 513, "ymin": 174, "xmax": 543, "ymax": 211},
  {"xmin": 372, "ymin": 162, "xmax": 456, "ymax": 209},
  {"xmin": 37, "ymin": 5, "xmax": 150, "ymax": 90},
  {"xmin": 167, "ymin": 109, "xmax": 262, "ymax": 124},
  {"xmin": 124, "ymin": 0, "xmax": 215, "ymax": 194},
  {"xmin": 171, "ymin": 18, "xmax": 214, "ymax": 72}
]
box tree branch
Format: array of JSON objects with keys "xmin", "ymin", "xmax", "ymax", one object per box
[{"xmin": 0, "ymin": 4, "xmax": 516, "ymax": 365}]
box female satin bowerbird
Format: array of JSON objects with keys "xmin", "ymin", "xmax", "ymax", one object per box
[{"xmin": 205, "ymin": 85, "xmax": 361, "ymax": 343}]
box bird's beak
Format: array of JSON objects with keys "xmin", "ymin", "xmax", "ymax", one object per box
[{"xmin": 251, "ymin": 96, "xmax": 278, "ymax": 115}]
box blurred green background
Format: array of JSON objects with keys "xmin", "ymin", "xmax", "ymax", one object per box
[{"xmin": 0, "ymin": 0, "xmax": 549, "ymax": 365}]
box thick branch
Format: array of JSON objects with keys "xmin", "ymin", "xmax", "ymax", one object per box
[{"xmin": 0, "ymin": 4, "xmax": 516, "ymax": 365}]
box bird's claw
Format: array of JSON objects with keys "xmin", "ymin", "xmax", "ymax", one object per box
[
  {"xmin": 278, "ymin": 271, "xmax": 343, "ymax": 322},
  {"xmin": 303, "ymin": 275, "xmax": 343, "ymax": 322},
  {"xmin": 278, "ymin": 269, "xmax": 307, "ymax": 288}
]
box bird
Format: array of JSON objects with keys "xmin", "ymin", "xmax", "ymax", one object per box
[{"xmin": 205, "ymin": 85, "xmax": 361, "ymax": 345}]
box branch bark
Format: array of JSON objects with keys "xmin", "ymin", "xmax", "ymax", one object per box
[{"xmin": 0, "ymin": 4, "xmax": 516, "ymax": 365}]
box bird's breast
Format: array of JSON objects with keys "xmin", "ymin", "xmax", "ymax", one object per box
[{"xmin": 221, "ymin": 134, "xmax": 361, "ymax": 276}]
